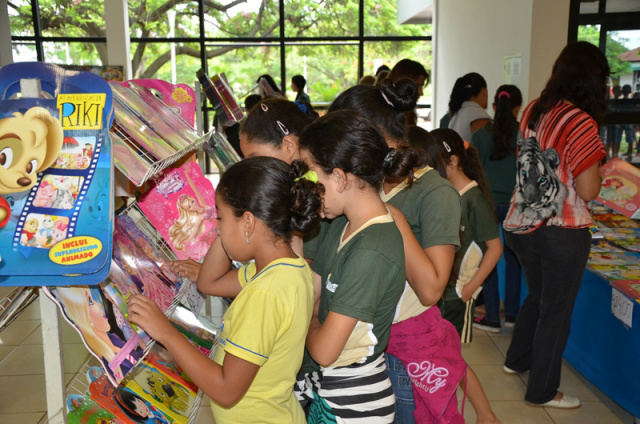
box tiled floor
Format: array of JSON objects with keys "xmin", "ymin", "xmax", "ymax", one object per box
[{"xmin": 0, "ymin": 288, "xmax": 636, "ymax": 424}]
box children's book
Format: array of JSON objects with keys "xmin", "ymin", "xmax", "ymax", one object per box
[
  {"xmin": 169, "ymin": 304, "xmax": 218, "ymax": 356},
  {"xmin": 203, "ymin": 131, "xmax": 242, "ymax": 173},
  {"xmin": 111, "ymin": 130, "xmax": 153, "ymax": 187},
  {"xmin": 599, "ymin": 228, "xmax": 640, "ymax": 252},
  {"xmin": 44, "ymin": 284, "xmax": 146, "ymax": 386},
  {"xmin": 109, "ymin": 83, "xmax": 196, "ymax": 151},
  {"xmin": 114, "ymin": 79, "xmax": 196, "ymax": 126},
  {"xmin": 611, "ymin": 280, "xmax": 640, "ymax": 301},
  {"xmin": 138, "ymin": 162, "xmax": 217, "ymax": 261},
  {"xmin": 67, "ymin": 392, "xmax": 125, "ymax": 424},
  {"xmin": 111, "ymin": 223, "xmax": 179, "ymax": 314},
  {"xmin": 144, "ymin": 345, "xmax": 198, "ymax": 393},
  {"xmin": 112, "ymin": 101, "xmax": 176, "ymax": 160},
  {"xmin": 595, "ymin": 158, "xmax": 640, "ymax": 219},
  {"xmin": 592, "ymin": 212, "xmax": 640, "ymax": 229},
  {"xmin": 196, "ymin": 70, "xmax": 244, "ymax": 125},
  {"xmin": 591, "ymin": 238, "xmax": 623, "ymax": 253},
  {"xmin": 89, "ymin": 371, "xmax": 177, "ymax": 424},
  {"xmin": 115, "ymin": 214, "xmax": 178, "ymax": 281},
  {"xmin": 0, "ymin": 62, "xmax": 114, "ymax": 286},
  {"xmin": 123, "ymin": 362, "xmax": 197, "ymax": 424}
]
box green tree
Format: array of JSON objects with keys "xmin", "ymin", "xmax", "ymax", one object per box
[
  {"xmin": 578, "ymin": 25, "xmax": 631, "ymax": 79},
  {"xmin": 8, "ymin": 0, "xmax": 432, "ymax": 102}
]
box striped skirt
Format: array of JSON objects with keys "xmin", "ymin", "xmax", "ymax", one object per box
[{"xmin": 299, "ymin": 354, "xmax": 396, "ymax": 424}]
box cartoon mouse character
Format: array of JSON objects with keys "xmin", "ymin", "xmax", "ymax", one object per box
[{"xmin": 0, "ymin": 107, "xmax": 63, "ymax": 228}]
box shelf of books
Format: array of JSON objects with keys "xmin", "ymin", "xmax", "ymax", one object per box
[{"xmin": 0, "ymin": 63, "xmax": 244, "ymax": 423}]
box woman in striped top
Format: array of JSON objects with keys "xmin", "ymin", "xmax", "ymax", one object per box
[{"xmin": 502, "ymin": 41, "xmax": 609, "ymax": 409}]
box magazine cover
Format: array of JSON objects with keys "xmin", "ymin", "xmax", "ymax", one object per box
[
  {"xmin": 595, "ymin": 158, "xmax": 640, "ymax": 219},
  {"xmin": 89, "ymin": 370, "xmax": 177, "ymax": 424},
  {"xmin": 112, "ymin": 102, "xmax": 176, "ymax": 160},
  {"xmin": 123, "ymin": 362, "xmax": 197, "ymax": 424},
  {"xmin": 111, "ymin": 223, "xmax": 179, "ymax": 313},
  {"xmin": 67, "ymin": 392, "xmax": 125, "ymax": 424},
  {"xmin": 203, "ymin": 131, "xmax": 242, "ymax": 173},
  {"xmin": 0, "ymin": 62, "xmax": 114, "ymax": 286},
  {"xmin": 138, "ymin": 162, "xmax": 217, "ymax": 261},
  {"xmin": 44, "ymin": 285, "xmax": 146, "ymax": 385}
]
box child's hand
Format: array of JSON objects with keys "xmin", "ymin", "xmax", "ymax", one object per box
[
  {"xmin": 165, "ymin": 259, "xmax": 202, "ymax": 282},
  {"xmin": 127, "ymin": 294, "xmax": 176, "ymax": 344}
]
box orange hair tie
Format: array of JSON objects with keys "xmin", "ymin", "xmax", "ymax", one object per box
[{"xmin": 463, "ymin": 140, "xmax": 470, "ymax": 150}]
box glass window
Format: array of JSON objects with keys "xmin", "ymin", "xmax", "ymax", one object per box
[
  {"xmin": 285, "ymin": 44, "xmax": 359, "ymax": 104},
  {"xmin": 285, "ymin": 0, "xmax": 359, "ymax": 37},
  {"xmin": 577, "ymin": 24, "xmax": 601, "ymax": 46},
  {"xmin": 39, "ymin": 1, "xmax": 105, "ymax": 37},
  {"xmin": 12, "ymin": 43, "xmax": 37, "ymax": 62},
  {"xmin": 129, "ymin": 1, "xmax": 201, "ymax": 38},
  {"xmin": 204, "ymin": 0, "xmax": 280, "ymax": 39},
  {"xmin": 130, "ymin": 42, "xmax": 201, "ymax": 82},
  {"xmin": 579, "ymin": 0, "xmax": 600, "ymax": 14},
  {"xmin": 364, "ymin": 0, "xmax": 431, "ymax": 37},
  {"xmin": 207, "ymin": 44, "xmax": 282, "ymax": 98},
  {"xmin": 8, "ymin": 0, "xmax": 33, "ymax": 36},
  {"xmin": 607, "ymin": 0, "xmax": 640, "ymax": 13},
  {"xmin": 42, "ymin": 41, "xmax": 106, "ymax": 66}
]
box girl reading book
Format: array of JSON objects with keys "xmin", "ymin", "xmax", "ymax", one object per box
[{"xmin": 128, "ymin": 156, "xmax": 322, "ymax": 424}]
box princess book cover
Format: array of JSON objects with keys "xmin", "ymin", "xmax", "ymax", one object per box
[
  {"xmin": 123, "ymin": 362, "xmax": 197, "ymax": 424},
  {"xmin": 595, "ymin": 158, "xmax": 640, "ymax": 219},
  {"xmin": 44, "ymin": 285, "xmax": 146, "ymax": 386},
  {"xmin": 111, "ymin": 222, "xmax": 179, "ymax": 314},
  {"xmin": 138, "ymin": 162, "xmax": 217, "ymax": 261},
  {"xmin": 89, "ymin": 369, "xmax": 176, "ymax": 424},
  {"xmin": 592, "ymin": 212, "xmax": 640, "ymax": 229},
  {"xmin": 611, "ymin": 280, "xmax": 640, "ymax": 301}
]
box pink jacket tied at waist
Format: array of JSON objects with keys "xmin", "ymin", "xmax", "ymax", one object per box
[{"xmin": 386, "ymin": 306, "xmax": 467, "ymax": 423}]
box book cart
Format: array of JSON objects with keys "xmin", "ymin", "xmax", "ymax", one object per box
[
  {"xmin": 563, "ymin": 158, "xmax": 640, "ymax": 421},
  {"xmin": 0, "ymin": 63, "xmax": 243, "ymax": 423}
]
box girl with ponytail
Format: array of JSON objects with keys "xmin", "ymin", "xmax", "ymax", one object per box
[
  {"xmin": 471, "ymin": 85, "xmax": 524, "ymax": 333},
  {"xmin": 447, "ymin": 72, "xmax": 491, "ymax": 142}
]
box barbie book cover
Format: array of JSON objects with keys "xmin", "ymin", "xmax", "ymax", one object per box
[
  {"xmin": 44, "ymin": 285, "xmax": 147, "ymax": 386},
  {"xmin": 138, "ymin": 162, "xmax": 217, "ymax": 261}
]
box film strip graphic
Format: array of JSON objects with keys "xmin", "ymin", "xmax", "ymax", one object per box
[{"xmin": 12, "ymin": 132, "xmax": 103, "ymax": 249}]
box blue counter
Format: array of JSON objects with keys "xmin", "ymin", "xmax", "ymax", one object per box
[{"xmin": 564, "ymin": 269, "xmax": 640, "ymax": 418}]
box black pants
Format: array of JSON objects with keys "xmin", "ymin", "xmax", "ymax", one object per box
[{"xmin": 504, "ymin": 226, "xmax": 591, "ymax": 404}]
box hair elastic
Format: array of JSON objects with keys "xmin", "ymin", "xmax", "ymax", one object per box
[
  {"xmin": 294, "ymin": 170, "xmax": 319, "ymax": 183},
  {"xmin": 498, "ymin": 91, "xmax": 511, "ymax": 99},
  {"xmin": 382, "ymin": 149, "xmax": 398, "ymax": 168},
  {"xmin": 276, "ymin": 120, "xmax": 289, "ymax": 135},
  {"xmin": 443, "ymin": 141, "xmax": 452, "ymax": 152},
  {"xmin": 463, "ymin": 140, "xmax": 470, "ymax": 150},
  {"xmin": 380, "ymin": 91, "xmax": 394, "ymax": 107},
  {"xmin": 260, "ymin": 103, "xmax": 269, "ymax": 112},
  {"xmin": 464, "ymin": 84, "xmax": 472, "ymax": 89}
]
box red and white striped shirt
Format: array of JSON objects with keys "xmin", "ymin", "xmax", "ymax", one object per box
[{"xmin": 506, "ymin": 101, "xmax": 606, "ymax": 232}]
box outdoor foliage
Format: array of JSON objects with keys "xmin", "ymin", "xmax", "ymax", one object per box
[
  {"xmin": 8, "ymin": 0, "xmax": 432, "ymax": 103},
  {"xmin": 578, "ymin": 25, "xmax": 632, "ymax": 80}
]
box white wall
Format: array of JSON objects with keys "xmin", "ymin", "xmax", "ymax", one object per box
[{"xmin": 433, "ymin": 0, "xmax": 570, "ymax": 125}]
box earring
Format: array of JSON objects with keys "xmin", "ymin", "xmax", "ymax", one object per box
[{"xmin": 245, "ymin": 231, "xmax": 250, "ymax": 244}]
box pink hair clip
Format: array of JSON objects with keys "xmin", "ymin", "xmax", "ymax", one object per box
[
  {"xmin": 261, "ymin": 103, "xmax": 268, "ymax": 112},
  {"xmin": 277, "ymin": 120, "xmax": 289, "ymax": 135}
]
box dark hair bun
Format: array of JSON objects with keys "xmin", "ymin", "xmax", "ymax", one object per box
[
  {"xmin": 380, "ymin": 78, "xmax": 419, "ymax": 112},
  {"xmin": 290, "ymin": 160, "xmax": 323, "ymax": 234}
]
